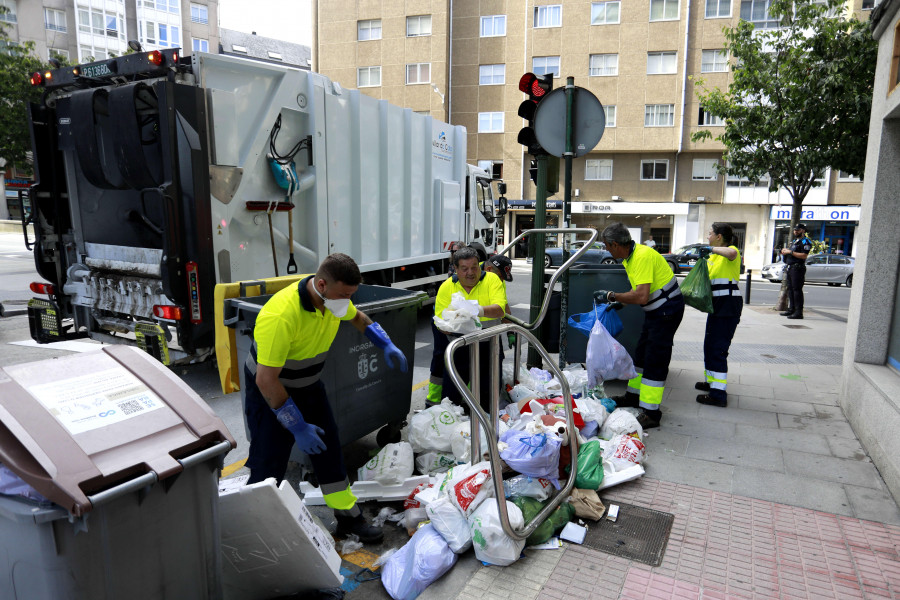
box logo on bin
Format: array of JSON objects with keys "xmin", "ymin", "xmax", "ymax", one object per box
[{"xmin": 358, "ymin": 353, "xmax": 379, "ymax": 379}]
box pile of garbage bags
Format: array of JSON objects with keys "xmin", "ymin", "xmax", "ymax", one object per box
[{"xmin": 375, "ymin": 363, "xmax": 649, "ymax": 600}]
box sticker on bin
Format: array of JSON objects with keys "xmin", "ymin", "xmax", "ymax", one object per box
[{"xmin": 26, "ymin": 368, "xmax": 165, "ymax": 435}]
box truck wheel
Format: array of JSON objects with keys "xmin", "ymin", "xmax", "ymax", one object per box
[{"xmin": 376, "ymin": 422, "xmax": 404, "ymax": 446}]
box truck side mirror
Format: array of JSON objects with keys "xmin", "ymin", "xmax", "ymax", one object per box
[{"xmin": 496, "ymin": 197, "xmax": 508, "ymax": 217}]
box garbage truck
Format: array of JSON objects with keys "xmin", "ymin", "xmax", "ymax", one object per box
[{"xmin": 23, "ymin": 49, "xmax": 506, "ymax": 364}]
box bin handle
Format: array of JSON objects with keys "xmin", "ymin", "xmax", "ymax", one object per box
[
  {"xmin": 87, "ymin": 472, "xmax": 158, "ymax": 510},
  {"xmin": 179, "ymin": 440, "xmax": 233, "ymax": 470},
  {"xmin": 239, "ymin": 280, "xmax": 267, "ymax": 297}
]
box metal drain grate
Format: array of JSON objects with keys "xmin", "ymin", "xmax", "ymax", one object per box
[{"xmin": 581, "ymin": 502, "xmax": 674, "ymax": 566}]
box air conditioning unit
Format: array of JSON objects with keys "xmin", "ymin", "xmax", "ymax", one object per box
[
  {"xmin": 611, "ymin": 195, "xmax": 623, "ymax": 202},
  {"xmin": 696, "ymin": 196, "xmax": 707, "ymax": 202}
]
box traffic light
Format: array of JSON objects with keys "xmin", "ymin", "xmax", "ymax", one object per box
[
  {"xmin": 517, "ymin": 73, "xmax": 553, "ymax": 155},
  {"xmin": 528, "ymin": 157, "xmax": 560, "ymax": 193}
]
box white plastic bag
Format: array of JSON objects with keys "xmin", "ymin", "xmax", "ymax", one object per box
[
  {"xmin": 575, "ymin": 395, "xmax": 610, "ymax": 427},
  {"xmin": 446, "ymin": 461, "xmax": 494, "ymax": 517},
  {"xmin": 502, "ymin": 474, "xmax": 553, "ymax": 501},
  {"xmin": 599, "ymin": 408, "xmax": 644, "ymax": 441},
  {"xmin": 381, "ymin": 523, "xmax": 458, "ymax": 600},
  {"xmin": 408, "ymin": 399, "xmax": 468, "ymax": 453},
  {"xmin": 403, "ymin": 483, "xmax": 432, "ymax": 535},
  {"xmin": 425, "ymin": 495, "xmax": 472, "ymax": 553},
  {"xmin": 468, "ymin": 499, "xmax": 526, "ymax": 567},
  {"xmin": 433, "ymin": 293, "xmax": 482, "ymax": 334},
  {"xmin": 586, "ymin": 318, "xmax": 637, "ymax": 385},
  {"xmin": 603, "ymin": 433, "xmax": 646, "ymax": 472},
  {"xmin": 415, "ymin": 451, "xmax": 457, "ymax": 475},
  {"xmin": 357, "ymin": 442, "xmax": 414, "ymax": 485}
]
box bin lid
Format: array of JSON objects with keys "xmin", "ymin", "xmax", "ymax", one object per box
[{"xmin": 0, "ymin": 346, "xmax": 235, "ymax": 516}]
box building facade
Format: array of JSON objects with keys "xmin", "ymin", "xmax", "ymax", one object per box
[{"xmin": 315, "ymin": 0, "xmax": 873, "ymax": 269}]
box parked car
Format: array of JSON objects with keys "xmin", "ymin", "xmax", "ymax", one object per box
[
  {"xmin": 660, "ymin": 243, "xmax": 705, "ymax": 274},
  {"xmin": 527, "ymin": 241, "xmax": 616, "ymax": 268},
  {"xmin": 762, "ymin": 254, "xmax": 854, "ymax": 287}
]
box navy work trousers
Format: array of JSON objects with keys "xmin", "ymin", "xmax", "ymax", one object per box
[
  {"xmin": 441, "ymin": 338, "xmax": 503, "ymax": 414},
  {"xmin": 430, "ymin": 321, "xmax": 450, "ymax": 383},
  {"xmin": 787, "ymin": 264, "xmax": 806, "ymax": 314},
  {"xmin": 704, "ymin": 312, "xmax": 741, "ymax": 401},
  {"xmin": 243, "ymin": 366, "xmax": 346, "ymax": 487},
  {"xmin": 632, "ymin": 305, "xmax": 684, "ymax": 403}
]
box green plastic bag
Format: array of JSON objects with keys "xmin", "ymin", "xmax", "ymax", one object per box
[
  {"xmin": 566, "ymin": 440, "xmax": 604, "ymax": 490},
  {"xmin": 679, "ymin": 257, "xmax": 714, "ymax": 313},
  {"xmin": 511, "ymin": 496, "xmax": 576, "ymax": 546}
]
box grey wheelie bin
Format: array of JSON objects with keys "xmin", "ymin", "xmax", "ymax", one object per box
[
  {"xmin": 0, "ymin": 346, "xmax": 236, "ymax": 600},
  {"xmin": 224, "ymin": 281, "xmax": 426, "ymax": 451}
]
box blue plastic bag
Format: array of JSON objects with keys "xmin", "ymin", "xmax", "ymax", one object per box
[
  {"xmin": 499, "ymin": 430, "xmax": 562, "ymax": 489},
  {"xmin": 568, "ymin": 304, "xmax": 623, "ymax": 338}
]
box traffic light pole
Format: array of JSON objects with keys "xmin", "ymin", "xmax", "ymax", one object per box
[
  {"xmin": 527, "ymin": 154, "xmax": 549, "ymax": 369},
  {"xmin": 558, "ymin": 76, "xmax": 575, "ymax": 370}
]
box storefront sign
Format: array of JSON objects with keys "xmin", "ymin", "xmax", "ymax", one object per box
[
  {"xmin": 769, "ymin": 205, "xmax": 860, "ymax": 221},
  {"xmin": 4, "ymin": 178, "xmax": 33, "ymax": 189},
  {"xmin": 575, "ymin": 202, "xmax": 689, "ymax": 215},
  {"xmin": 506, "ymin": 200, "xmax": 563, "ymax": 209}
]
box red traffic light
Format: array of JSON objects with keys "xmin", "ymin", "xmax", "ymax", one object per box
[
  {"xmin": 518, "ymin": 73, "xmax": 552, "ymax": 100},
  {"xmin": 148, "ymin": 50, "xmax": 165, "ymax": 66},
  {"xmin": 30, "ymin": 71, "xmax": 43, "ymax": 86}
]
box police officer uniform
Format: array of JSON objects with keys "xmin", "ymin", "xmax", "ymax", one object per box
[
  {"xmin": 698, "ymin": 245, "xmax": 743, "ymax": 406},
  {"xmin": 783, "ymin": 226, "xmax": 812, "ymax": 318},
  {"xmin": 621, "ymin": 243, "xmax": 685, "ymax": 423}
]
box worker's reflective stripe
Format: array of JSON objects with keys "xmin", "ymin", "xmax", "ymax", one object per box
[
  {"xmin": 426, "ymin": 382, "xmax": 443, "ymax": 404},
  {"xmin": 705, "ymin": 369, "xmax": 727, "ymax": 391},
  {"xmin": 429, "ymin": 374, "xmax": 443, "ymax": 385},
  {"xmin": 711, "ymin": 289, "xmax": 738, "ymax": 296},
  {"xmin": 322, "ymin": 482, "xmax": 358, "ymax": 511},
  {"xmin": 710, "ymin": 277, "xmax": 740, "ymax": 296},
  {"xmin": 245, "ymin": 343, "xmax": 327, "ymax": 387},
  {"xmin": 639, "ymin": 378, "xmax": 664, "ymax": 408},
  {"xmin": 643, "ymin": 278, "xmax": 682, "ymax": 312},
  {"xmin": 627, "ymin": 369, "xmax": 643, "ymax": 395}
]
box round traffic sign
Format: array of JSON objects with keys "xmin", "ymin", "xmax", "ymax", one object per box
[{"xmin": 534, "ymin": 87, "xmax": 606, "ymax": 158}]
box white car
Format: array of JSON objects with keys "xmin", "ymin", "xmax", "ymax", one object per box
[{"xmin": 761, "ymin": 255, "xmax": 854, "ymax": 287}]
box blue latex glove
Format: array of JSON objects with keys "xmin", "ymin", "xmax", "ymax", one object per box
[
  {"xmin": 273, "ymin": 397, "xmax": 326, "ymax": 455},
  {"xmin": 698, "ymin": 246, "xmax": 713, "ymax": 259},
  {"xmin": 365, "ymin": 322, "xmax": 408, "ymax": 372}
]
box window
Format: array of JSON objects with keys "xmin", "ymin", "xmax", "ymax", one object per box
[
  {"xmin": 80, "ymin": 46, "xmax": 109, "ymax": 61},
  {"xmin": 533, "ymin": 56, "xmax": 560, "ymax": 77},
  {"xmin": 705, "ymin": 0, "xmax": 731, "ymax": 17},
  {"xmin": 838, "ymin": 171, "xmax": 861, "ymax": 182},
  {"xmin": 585, "ymin": 159, "xmax": 613, "ymax": 180},
  {"xmin": 106, "ymin": 15, "xmax": 120, "ymax": 37},
  {"xmin": 143, "ymin": 21, "xmax": 156, "ymax": 44},
  {"xmin": 478, "ymin": 112, "xmax": 504, "ymax": 133},
  {"xmin": 650, "ymin": 0, "xmax": 679, "ymax": 21},
  {"xmin": 701, "ymin": 49, "xmax": 728, "ymax": 72},
  {"xmin": 190, "ymin": 3, "xmax": 208, "ymax": 24},
  {"xmin": 740, "ymin": 0, "xmax": 779, "ymax": 28},
  {"xmin": 157, "ymin": 24, "xmax": 179, "ymax": 47},
  {"xmin": 0, "ymin": 0, "xmax": 16, "ymax": 23},
  {"xmin": 45, "ymin": 8, "xmax": 66, "ymax": 32},
  {"xmin": 168, "ymin": 0, "xmax": 180, "ymax": 13},
  {"xmin": 479, "ymin": 64, "xmax": 505, "ymax": 85},
  {"xmin": 692, "ymin": 159, "xmax": 719, "ymax": 180},
  {"xmin": 79, "ymin": 9, "xmax": 105, "ymax": 35},
  {"xmin": 268, "ymin": 51, "xmax": 283, "ymax": 60},
  {"xmin": 591, "ymin": 1, "xmax": 620, "ymax": 24},
  {"xmin": 699, "ymin": 107, "xmax": 724, "ymax": 126},
  {"xmin": 407, "ymin": 15, "xmax": 432, "ymax": 37},
  {"xmin": 406, "ymin": 63, "xmax": 431, "ymax": 84},
  {"xmin": 589, "ymin": 54, "xmax": 618, "ymax": 76},
  {"xmin": 604, "ymin": 105, "xmax": 617, "ymax": 127},
  {"xmin": 358, "ymin": 66, "xmax": 381, "ymax": 87},
  {"xmin": 726, "ymin": 170, "xmax": 766, "ymax": 187},
  {"xmin": 358, "ymin": 19, "xmax": 382, "ymax": 40},
  {"xmin": 232, "ymin": 44, "xmax": 247, "ymax": 53},
  {"xmin": 862, "ymin": 0, "xmax": 877, "ymax": 8},
  {"xmin": 645, "ymin": 104, "xmax": 675, "ymax": 126},
  {"xmin": 480, "ymin": 15, "xmax": 506, "ymax": 37},
  {"xmin": 49, "ymin": 48, "xmax": 69, "ymax": 61},
  {"xmin": 534, "ymin": 5, "xmax": 562, "ymax": 28},
  {"xmin": 477, "ymin": 160, "xmax": 503, "ymax": 178},
  {"xmin": 641, "ymin": 160, "xmax": 669, "ymax": 180},
  {"xmin": 647, "ymin": 52, "xmax": 677, "ymax": 74},
  {"xmin": 192, "ymin": 38, "xmax": 209, "ymax": 52}
]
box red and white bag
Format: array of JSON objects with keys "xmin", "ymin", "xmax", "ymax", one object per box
[
  {"xmin": 603, "ymin": 434, "xmax": 646, "ymax": 472},
  {"xmin": 403, "ymin": 483, "xmax": 432, "ymax": 534},
  {"xmin": 446, "ymin": 461, "xmax": 494, "ymax": 517}
]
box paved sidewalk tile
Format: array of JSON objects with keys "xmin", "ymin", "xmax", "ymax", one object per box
[
  {"xmin": 683, "ymin": 436, "xmax": 785, "ymax": 472},
  {"xmin": 735, "ymin": 395, "xmax": 818, "ymax": 417},
  {"xmin": 776, "ymin": 413, "xmax": 859, "ymax": 439},
  {"xmin": 732, "ymin": 468, "xmax": 853, "ymax": 515},
  {"xmin": 783, "ymin": 450, "xmax": 886, "ymax": 489}
]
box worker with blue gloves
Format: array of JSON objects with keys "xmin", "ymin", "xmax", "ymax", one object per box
[{"xmin": 243, "ymin": 253, "xmax": 407, "ymax": 544}]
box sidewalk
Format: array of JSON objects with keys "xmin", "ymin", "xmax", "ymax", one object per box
[{"xmin": 411, "ymin": 300, "xmax": 900, "ymax": 600}]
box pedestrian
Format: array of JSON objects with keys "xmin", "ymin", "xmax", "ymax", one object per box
[
  {"xmin": 780, "ymin": 223, "xmax": 812, "ymax": 319},
  {"xmin": 644, "ymin": 235, "xmax": 656, "ymax": 249},
  {"xmin": 243, "ymin": 253, "xmax": 408, "ymax": 544},
  {"xmin": 434, "ymin": 246, "xmax": 508, "ymax": 413},
  {"xmin": 594, "ymin": 222, "xmax": 685, "ymax": 429},
  {"xmin": 694, "ymin": 223, "xmax": 743, "ymax": 408}
]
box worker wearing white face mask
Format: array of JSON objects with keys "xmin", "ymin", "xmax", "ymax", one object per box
[{"xmin": 243, "ymin": 253, "xmax": 407, "ymax": 544}]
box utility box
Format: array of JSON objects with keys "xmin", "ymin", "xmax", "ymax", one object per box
[{"xmin": 0, "ymin": 346, "xmax": 235, "ymax": 600}]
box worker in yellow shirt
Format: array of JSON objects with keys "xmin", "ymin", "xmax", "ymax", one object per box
[
  {"xmin": 433, "ymin": 246, "xmax": 508, "ymax": 413},
  {"xmin": 595, "ymin": 222, "xmax": 685, "ymax": 429},
  {"xmin": 243, "ymin": 253, "xmax": 407, "ymax": 544}
]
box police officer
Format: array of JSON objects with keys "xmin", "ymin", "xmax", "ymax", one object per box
[
  {"xmin": 694, "ymin": 223, "xmax": 743, "ymax": 408},
  {"xmin": 595, "ymin": 222, "xmax": 685, "ymax": 429},
  {"xmin": 780, "ymin": 223, "xmax": 812, "ymax": 319},
  {"xmin": 434, "ymin": 246, "xmax": 508, "ymax": 413},
  {"xmin": 243, "ymin": 253, "xmax": 408, "ymax": 544}
]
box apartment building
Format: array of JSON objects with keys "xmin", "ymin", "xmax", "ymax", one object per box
[{"xmin": 315, "ymin": 0, "xmax": 874, "ymax": 269}]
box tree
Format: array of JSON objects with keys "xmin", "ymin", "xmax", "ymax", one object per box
[
  {"xmin": 0, "ymin": 17, "xmax": 55, "ymax": 172},
  {"xmin": 693, "ymin": 0, "xmax": 876, "ymax": 222}
]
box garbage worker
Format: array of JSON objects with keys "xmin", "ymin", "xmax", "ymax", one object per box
[
  {"xmin": 595, "ymin": 222, "xmax": 685, "ymax": 429},
  {"xmin": 434, "ymin": 246, "xmax": 508, "ymax": 413},
  {"xmin": 694, "ymin": 223, "xmax": 743, "ymax": 407},
  {"xmin": 243, "ymin": 253, "xmax": 408, "ymax": 544},
  {"xmin": 780, "ymin": 223, "xmax": 812, "ymax": 320}
]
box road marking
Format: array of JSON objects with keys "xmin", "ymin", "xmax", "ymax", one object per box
[
  {"xmin": 221, "ymin": 458, "xmax": 247, "ymax": 477},
  {"xmin": 415, "ymin": 341, "xmax": 429, "ymax": 350}
]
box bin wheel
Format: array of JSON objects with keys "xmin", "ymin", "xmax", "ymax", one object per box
[{"xmin": 376, "ymin": 423, "xmax": 404, "ymax": 446}]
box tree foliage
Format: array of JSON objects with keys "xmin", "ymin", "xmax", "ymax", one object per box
[{"xmin": 692, "ymin": 0, "xmax": 877, "ymax": 224}]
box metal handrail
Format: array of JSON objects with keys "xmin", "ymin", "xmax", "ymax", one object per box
[{"xmin": 491, "ymin": 227, "xmax": 599, "ymax": 330}]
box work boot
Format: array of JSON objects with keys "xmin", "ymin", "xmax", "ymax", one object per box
[
  {"xmin": 694, "ymin": 381, "xmax": 711, "ymax": 392},
  {"xmin": 426, "ymin": 382, "xmax": 443, "ymax": 404},
  {"xmin": 787, "ymin": 312, "xmax": 804, "ymax": 320},
  {"xmin": 635, "ymin": 408, "xmax": 661, "ymax": 429},
  {"xmin": 780, "ymin": 311, "xmax": 794, "ymax": 316},
  {"xmin": 336, "ymin": 513, "xmax": 384, "ymax": 545},
  {"xmin": 610, "ymin": 392, "xmax": 640, "ymax": 408},
  {"xmin": 696, "ymin": 394, "xmax": 727, "ymax": 408}
]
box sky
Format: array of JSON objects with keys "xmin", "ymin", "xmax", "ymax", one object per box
[{"xmin": 218, "ymin": 0, "xmax": 313, "ymax": 47}]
